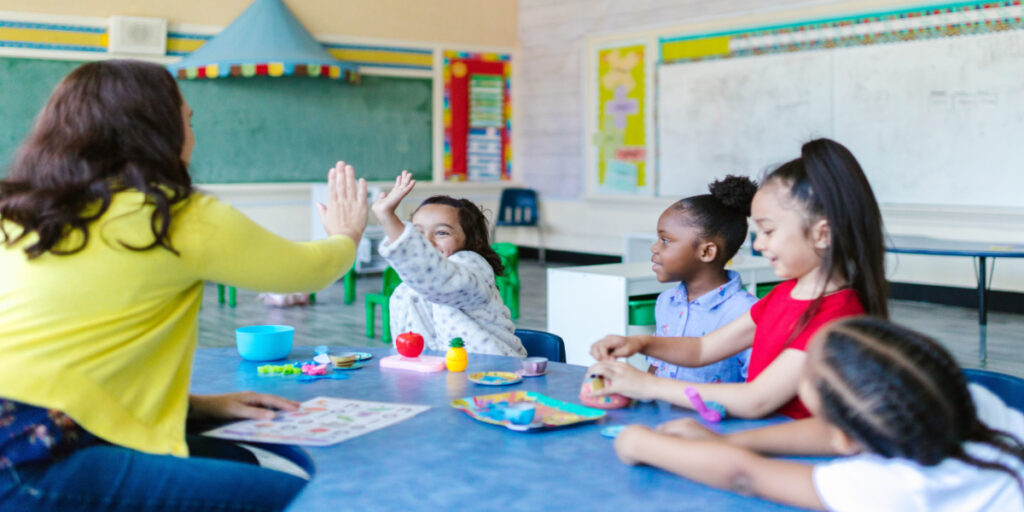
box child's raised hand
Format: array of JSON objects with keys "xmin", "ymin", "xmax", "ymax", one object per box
[
  {"xmin": 590, "ymin": 334, "xmax": 644, "ymax": 361},
  {"xmin": 317, "ymin": 160, "xmax": 368, "ymax": 242},
  {"xmin": 657, "ymin": 418, "xmax": 722, "ymax": 441},
  {"xmin": 371, "ymin": 170, "xmax": 416, "ymax": 221},
  {"xmin": 586, "ymin": 360, "xmax": 656, "ymax": 400}
]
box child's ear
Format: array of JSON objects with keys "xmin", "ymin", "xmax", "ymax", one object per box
[
  {"xmin": 698, "ymin": 241, "xmax": 718, "ymax": 263},
  {"xmin": 811, "ymin": 218, "xmax": 831, "ymax": 250}
]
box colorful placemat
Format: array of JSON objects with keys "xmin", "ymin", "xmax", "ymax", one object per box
[
  {"xmin": 467, "ymin": 371, "xmax": 522, "ymax": 386},
  {"xmin": 451, "ymin": 391, "xmax": 606, "ymax": 432}
]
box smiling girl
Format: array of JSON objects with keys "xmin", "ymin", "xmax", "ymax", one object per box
[{"xmin": 372, "ymin": 171, "xmax": 525, "ymax": 357}]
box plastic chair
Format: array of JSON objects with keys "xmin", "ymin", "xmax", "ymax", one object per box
[
  {"xmin": 515, "ymin": 328, "xmax": 566, "ymax": 363},
  {"xmin": 216, "ymin": 285, "xmax": 316, "ymax": 308},
  {"xmin": 492, "ymin": 242, "xmax": 520, "ymax": 319},
  {"xmin": 491, "ymin": 188, "xmax": 545, "ymax": 264},
  {"xmin": 964, "ymin": 368, "xmax": 1024, "ymax": 412},
  {"xmin": 365, "ymin": 267, "xmax": 403, "ymax": 342},
  {"xmin": 343, "ymin": 267, "xmax": 357, "ymax": 305}
]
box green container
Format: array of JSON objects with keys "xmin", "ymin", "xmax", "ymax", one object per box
[{"xmin": 627, "ymin": 297, "xmax": 658, "ymax": 326}]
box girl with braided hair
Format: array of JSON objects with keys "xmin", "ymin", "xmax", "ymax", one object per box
[{"xmin": 614, "ymin": 316, "xmax": 1024, "ymax": 511}]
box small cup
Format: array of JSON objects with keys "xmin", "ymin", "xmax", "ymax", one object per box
[
  {"xmin": 522, "ymin": 357, "xmax": 548, "ymax": 375},
  {"xmin": 504, "ymin": 402, "xmax": 537, "ymax": 425}
]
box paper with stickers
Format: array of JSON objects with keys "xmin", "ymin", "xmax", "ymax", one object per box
[{"xmin": 203, "ymin": 397, "xmax": 430, "ymax": 446}]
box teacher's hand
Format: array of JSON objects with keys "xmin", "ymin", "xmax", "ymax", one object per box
[
  {"xmin": 189, "ymin": 392, "xmax": 300, "ymax": 421},
  {"xmin": 317, "ymin": 160, "xmax": 368, "ymax": 243}
]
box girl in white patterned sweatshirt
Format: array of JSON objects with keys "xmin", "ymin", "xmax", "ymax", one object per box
[{"xmin": 372, "ymin": 171, "xmax": 525, "ymax": 357}]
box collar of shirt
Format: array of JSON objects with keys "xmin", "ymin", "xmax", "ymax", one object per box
[{"xmin": 667, "ymin": 269, "xmax": 745, "ymax": 311}]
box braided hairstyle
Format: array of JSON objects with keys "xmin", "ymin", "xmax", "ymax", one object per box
[
  {"xmin": 670, "ymin": 174, "xmax": 758, "ymax": 264},
  {"xmin": 414, "ymin": 195, "xmax": 504, "ymax": 276},
  {"xmin": 763, "ymin": 138, "xmax": 888, "ymax": 322},
  {"xmin": 813, "ymin": 316, "xmax": 1024, "ymax": 490}
]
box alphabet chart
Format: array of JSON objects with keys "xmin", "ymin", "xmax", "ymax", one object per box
[{"xmin": 203, "ymin": 397, "xmax": 431, "ymax": 446}]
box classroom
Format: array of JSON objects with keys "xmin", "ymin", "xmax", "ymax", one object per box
[{"xmin": 2, "ymin": 1, "xmax": 1024, "ymax": 511}]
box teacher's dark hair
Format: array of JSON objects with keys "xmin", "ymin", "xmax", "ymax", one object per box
[{"xmin": 0, "ymin": 60, "xmax": 192, "ymax": 259}]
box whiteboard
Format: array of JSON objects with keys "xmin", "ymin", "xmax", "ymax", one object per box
[{"xmin": 657, "ymin": 29, "xmax": 1024, "ymax": 208}]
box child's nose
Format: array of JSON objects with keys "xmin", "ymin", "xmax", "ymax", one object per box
[{"xmin": 752, "ymin": 232, "xmax": 765, "ymax": 251}]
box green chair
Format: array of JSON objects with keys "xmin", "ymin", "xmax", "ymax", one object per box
[
  {"xmin": 216, "ymin": 285, "xmax": 316, "ymax": 308},
  {"xmin": 492, "ymin": 242, "xmax": 520, "ymax": 319},
  {"xmin": 343, "ymin": 267, "xmax": 357, "ymax": 305},
  {"xmin": 365, "ymin": 267, "xmax": 403, "ymax": 342}
]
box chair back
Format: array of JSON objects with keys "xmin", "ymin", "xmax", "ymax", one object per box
[
  {"xmin": 491, "ymin": 242, "xmax": 519, "ymax": 277},
  {"xmin": 496, "ymin": 188, "xmax": 539, "ymax": 226},
  {"xmin": 964, "ymin": 368, "xmax": 1024, "ymax": 412},
  {"xmin": 382, "ymin": 267, "xmax": 403, "ymax": 296},
  {"xmin": 515, "ymin": 328, "xmax": 566, "ymax": 363}
]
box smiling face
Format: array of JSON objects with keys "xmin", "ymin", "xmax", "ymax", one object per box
[
  {"xmin": 412, "ymin": 203, "xmax": 467, "ymax": 257},
  {"xmin": 649, "ymin": 207, "xmax": 716, "ymax": 283},
  {"xmin": 750, "ymin": 181, "xmax": 829, "ymax": 282}
]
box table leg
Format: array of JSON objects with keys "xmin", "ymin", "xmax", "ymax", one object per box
[{"xmin": 977, "ymin": 256, "xmax": 988, "ymax": 362}]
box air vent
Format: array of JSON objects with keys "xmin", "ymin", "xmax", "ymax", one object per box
[{"xmin": 108, "ymin": 16, "xmax": 167, "ymax": 56}]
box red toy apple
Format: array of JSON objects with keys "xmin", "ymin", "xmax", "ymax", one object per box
[{"xmin": 395, "ymin": 332, "xmax": 425, "ymax": 358}]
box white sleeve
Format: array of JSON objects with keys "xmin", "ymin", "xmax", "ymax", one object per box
[
  {"xmin": 378, "ymin": 222, "xmax": 492, "ymax": 309},
  {"xmin": 969, "ymin": 383, "xmax": 1024, "ymax": 436},
  {"xmin": 813, "ymin": 455, "xmax": 924, "ymax": 512}
]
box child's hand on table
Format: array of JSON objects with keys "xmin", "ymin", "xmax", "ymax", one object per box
[
  {"xmin": 614, "ymin": 424, "xmax": 656, "ymax": 465},
  {"xmin": 586, "ymin": 360, "xmax": 657, "ymax": 400},
  {"xmin": 189, "ymin": 392, "xmax": 300, "ymax": 421},
  {"xmin": 657, "ymin": 418, "xmax": 722, "ymax": 441},
  {"xmin": 589, "ymin": 334, "xmax": 645, "ymax": 361}
]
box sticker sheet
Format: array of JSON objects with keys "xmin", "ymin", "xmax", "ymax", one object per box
[{"xmin": 204, "ymin": 397, "xmax": 430, "ymax": 446}]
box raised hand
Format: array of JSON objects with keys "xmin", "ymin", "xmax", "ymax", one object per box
[
  {"xmin": 316, "ymin": 160, "xmax": 368, "ymax": 243},
  {"xmin": 372, "ymin": 170, "xmax": 416, "ymax": 242}
]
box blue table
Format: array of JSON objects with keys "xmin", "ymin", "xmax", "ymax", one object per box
[
  {"xmin": 191, "ymin": 347, "xmax": 815, "ymax": 511},
  {"xmin": 887, "ymin": 235, "xmax": 1024, "ymax": 362}
]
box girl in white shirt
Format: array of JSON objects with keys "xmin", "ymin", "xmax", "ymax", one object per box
[
  {"xmin": 613, "ymin": 316, "xmax": 1024, "ymax": 511},
  {"xmin": 372, "ymin": 171, "xmax": 525, "ymax": 357}
]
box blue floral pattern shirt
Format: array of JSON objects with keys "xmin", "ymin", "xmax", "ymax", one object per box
[
  {"xmin": 0, "ymin": 399, "xmax": 98, "ymax": 469},
  {"xmin": 645, "ymin": 270, "xmax": 757, "ymax": 383}
]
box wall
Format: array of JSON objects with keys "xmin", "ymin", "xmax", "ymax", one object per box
[
  {"xmin": 0, "ymin": 0, "xmax": 518, "ymax": 47},
  {"xmin": 511, "ymin": 0, "xmax": 1024, "ymax": 293}
]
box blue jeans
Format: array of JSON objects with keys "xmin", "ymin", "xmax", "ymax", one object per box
[{"xmin": 0, "ymin": 435, "xmax": 306, "ymax": 511}]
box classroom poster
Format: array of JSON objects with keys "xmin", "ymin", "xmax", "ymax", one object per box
[
  {"xmin": 443, "ymin": 51, "xmax": 512, "ymax": 182},
  {"xmin": 595, "ymin": 44, "xmax": 648, "ymax": 195}
]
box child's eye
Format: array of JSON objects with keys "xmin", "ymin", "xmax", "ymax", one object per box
[
  {"xmin": 660, "ymin": 238, "xmax": 669, "ymax": 244},
  {"xmin": 436, "ymin": 231, "xmax": 449, "ymax": 236}
]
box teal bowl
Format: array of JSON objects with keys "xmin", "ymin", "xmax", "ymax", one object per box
[{"xmin": 236, "ymin": 325, "xmax": 294, "ymax": 361}]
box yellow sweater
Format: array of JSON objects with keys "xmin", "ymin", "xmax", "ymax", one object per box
[{"xmin": 0, "ymin": 191, "xmax": 355, "ymax": 457}]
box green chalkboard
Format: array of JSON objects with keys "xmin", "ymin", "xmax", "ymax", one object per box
[{"xmin": 0, "ymin": 57, "xmax": 432, "ymax": 183}]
